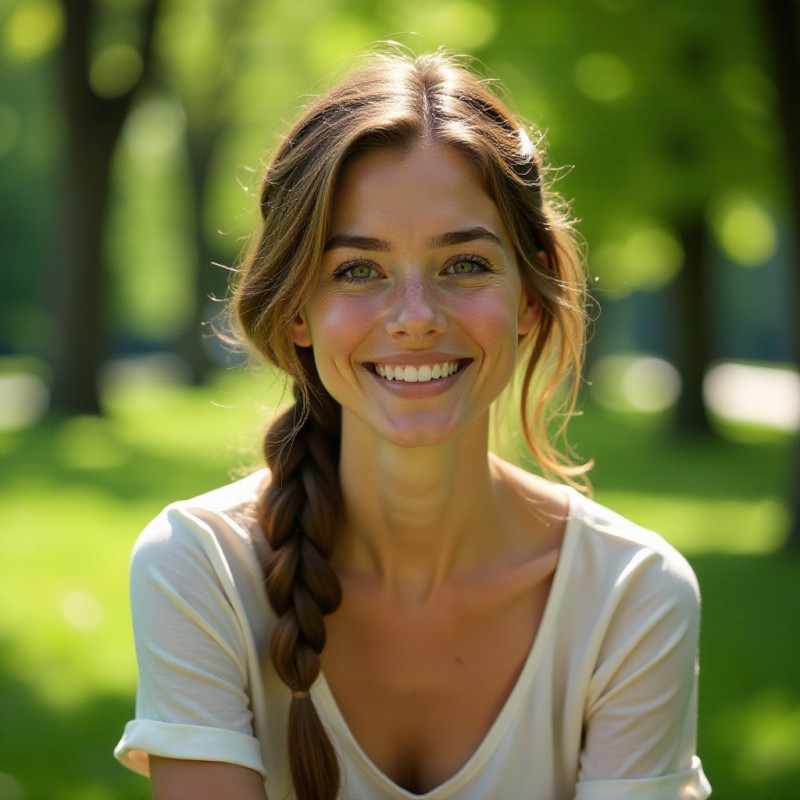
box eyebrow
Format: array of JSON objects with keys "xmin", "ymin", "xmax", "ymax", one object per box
[{"xmin": 323, "ymin": 226, "xmax": 503, "ymax": 252}]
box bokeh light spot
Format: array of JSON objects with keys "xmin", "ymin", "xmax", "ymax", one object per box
[
  {"xmin": 705, "ymin": 363, "xmax": 800, "ymax": 432},
  {"xmin": 305, "ymin": 17, "xmax": 379, "ymax": 69},
  {"xmin": 0, "ymin": 373, "xmax": 49, "ymax": 430},
  {"xmin": 61, "ymin": 590, "xmax": 103, "ymax": 631},
  {"xmin": 736, "ymin": 689, "xmax": 800, "ymax": 783},
  {"xmin": 574, "ymin": 52, "xmax": 632, "ymax": 102},
  {"xmin": 89, "ymin": 44, "xmax": 143, "ymax": 98},
  {"xmin": 3, "ymin": 0, "xmax": 64, "ymax": 62},
  {"xmin": 392, "ymin": 0, "xmax": 498, "ymax": 50},
  {"xmin": 709, "ymin": 193, "xmax": 776, "ymax": 266},
  {"xmin": 722, "ymin": 65, "xmax": 776, "ymax": 118},
  {"xmin": 591, "ymin": 354, "xmax": 681, "ymax": 414},
  {"xmin": 593, "ymin": 225, "xmax": 683, "ymax": 294},
  {"xmin": 123, "ymin": 95, "xmax": 186, "ymax": 160}
]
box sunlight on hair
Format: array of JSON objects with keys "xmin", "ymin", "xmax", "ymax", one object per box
[{"xmin": 704, "ymin": 362, "xmax": 800, "ymax": 432}]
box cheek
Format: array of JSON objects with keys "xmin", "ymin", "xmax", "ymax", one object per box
[
  {"xmin": 449, "ymin": 291, "xmax": 522, "ymax": 345},
  {"xmin": 306, "ymin": 295, "xmax": 381, "ymax": 358}
]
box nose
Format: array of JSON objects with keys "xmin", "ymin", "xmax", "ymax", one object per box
[{"xmin": 384, "ymin": 276, "xmax": 447, "ymax": 340}]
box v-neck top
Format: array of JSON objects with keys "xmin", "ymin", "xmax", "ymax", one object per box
[{"xmin": 115, "ymin": 470, "xmax": 711, "ymax": 799}]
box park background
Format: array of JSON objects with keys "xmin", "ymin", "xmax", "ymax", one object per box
[{"xmin": 1, "ymin": 0, "xmax": 799, "ymax": 798}]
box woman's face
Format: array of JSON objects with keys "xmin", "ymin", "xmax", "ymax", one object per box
[{"xmin": 291, "ymin": 142, "xmax": 537, "ymax": 448}]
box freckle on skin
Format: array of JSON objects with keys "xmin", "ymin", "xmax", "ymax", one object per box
[{"xmin": 455, "ymin": 656, "xmax": 464, "ymax": 666}]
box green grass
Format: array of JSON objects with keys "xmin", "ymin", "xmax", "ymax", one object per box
[{"xmin": 0, "ymin": 369, "xmax": 797, "ymax": 799}]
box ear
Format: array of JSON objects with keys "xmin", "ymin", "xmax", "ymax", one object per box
[
  {"xmin": 517, "ymin": 287, "xmax": 539, "ymax": 336},
  {"xmin": 517, "ymin": 250, "xmax": 547, "ymax": 335},
  {"xmin": 290, "ymin": 310, "xmax": 313, "ymax": 347}
]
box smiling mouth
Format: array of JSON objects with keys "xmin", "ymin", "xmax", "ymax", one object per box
[{"xmin": 371, "ymin": 360, "xmax": 466, "ymax": 383}]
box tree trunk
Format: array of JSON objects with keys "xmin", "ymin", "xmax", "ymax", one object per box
[
  {"xmin": 673, "ymin": 218, "xmax": 712, "ymax": 433},
  {"xmin": 178, "ymin": 118, "xmax": 224, "ymax": 384},
  {"xmin": 761, "ymin": 0, "xmax": 800, "ymax": 550},
  {"xmin": 49, "ymin": 0, "xmax": 158, "ymax": 414}
]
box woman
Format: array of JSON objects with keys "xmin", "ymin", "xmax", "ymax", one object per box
[{"xmin": 115, "ymin": 51, "xmax": 711, "ymax": 799}]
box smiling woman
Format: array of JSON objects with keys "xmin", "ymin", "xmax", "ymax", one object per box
[{"xmin": 114, "ymin": 50, "xmax": 712, "ymax": 800}]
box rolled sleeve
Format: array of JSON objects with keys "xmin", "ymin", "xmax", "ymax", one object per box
[
  {"xmin": 114, "ymin": 505, "xmax": 266, "ymax": 777},
  {"xmin": 578, "ymin": 542, "xmax": 711, "ymax": 797}
]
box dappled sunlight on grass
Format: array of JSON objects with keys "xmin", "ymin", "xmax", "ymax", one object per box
[
  {"xmin": 691, "ymin": 553, "xmax": 800, "ymax": 799},
  {"xmin": 596, "ymin": 492, "xmax": 789, "ymax": 554},
  {"xmin": 736, "ymin": 689, "xmax": 800, "ymax": 784}
]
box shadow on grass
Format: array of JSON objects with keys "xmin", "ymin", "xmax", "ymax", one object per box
[
  {"xmin": 0, "ymin": 417, "xmax": 258, "ymax": 507},
  {"xmin": 690, "ymin": 552, "xmax": 800, "ymax": 800},
  {"xmin": 0, "ymin": 642, "xmax": 147, "ymax": 800}
]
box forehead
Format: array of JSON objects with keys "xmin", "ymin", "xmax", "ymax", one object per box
[{"xmin": 328, "ymin": 143, "xmax": 506, "ymax": 243}]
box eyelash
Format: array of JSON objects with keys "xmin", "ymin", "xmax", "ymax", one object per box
[
  {"xmin": 331, "ymin": 253, "xmax": 495, "ymax": 283},
  {"xmin": 331, "ymin": 260, "xmax": 380, "ymax": 283},
  {"xmin": 442, "ymin": 253, "xmax": 495, "ymax": 276}
]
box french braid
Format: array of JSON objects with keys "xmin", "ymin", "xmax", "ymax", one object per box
[{"xmin": 259, "ymin": 352, "xmax": 343, "ymax": 799}]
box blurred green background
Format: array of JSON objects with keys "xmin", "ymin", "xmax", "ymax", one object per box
[{"xmin": 1, "ymin": 1, "xmax": 799, "ymax": 798}]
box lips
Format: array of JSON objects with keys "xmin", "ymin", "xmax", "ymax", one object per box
[{"xmin": 372, "ymin": 360, "xmax": 464, "ymax": 383}]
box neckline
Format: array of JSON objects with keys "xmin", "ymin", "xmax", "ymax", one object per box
[{"xmin": 311, "ymin": 486, "xmax": 585, "ymax": 799}]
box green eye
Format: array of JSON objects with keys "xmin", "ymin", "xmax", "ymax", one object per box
[
  {"xmin": 444, "ymin": 255, "xmax": 492, "ymax": 276},
  {"xmin": 349, "ymin": 264, "xmax": 373, "ymax": 279},
  {"xmin": 332, "ymin": 260, "xmax": 380, "ymax": 282}
]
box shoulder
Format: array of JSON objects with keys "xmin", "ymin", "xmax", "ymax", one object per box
[
  {"xmin": 566, "ymin": 489, "xmax": 700, "ymax": 600},
  {"xmin": 557, "ymin": 490, "xmax": 702, "ymax": 659},
  {"xmin": 130, "ymin": 469, "xmax": 272, "ymax": 599}
]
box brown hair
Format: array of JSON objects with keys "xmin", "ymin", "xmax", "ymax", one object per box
[{"xmin": 233, "ymin": 49, "xmax": 589, "ymax": 799}]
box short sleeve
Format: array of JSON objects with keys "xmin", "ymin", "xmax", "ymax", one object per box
[
  {"xmin": 575, "ymin": 546, "xmax": 711, "ymax": 799},
  {"xmin": 114, "ymin": 506, "xmax": 266, "ymax": 778}
]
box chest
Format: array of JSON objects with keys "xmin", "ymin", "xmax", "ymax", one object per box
[{"xmin": 320, "ymin": 575, "xmax": 553, "ymax": 794}]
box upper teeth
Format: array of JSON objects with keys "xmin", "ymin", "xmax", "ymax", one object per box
[{"xmin": 375, "ymin": 362, "xmax": 460, "ymax": 382}]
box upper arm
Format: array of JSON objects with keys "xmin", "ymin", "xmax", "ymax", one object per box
[
  {"xmin": 575, "ymin": 550, "xmax": 711, "ymax": 797},
  {"xmin": 115, "ymin": 509, "xmax": 267, "ymax": 777},
  {"xmin": 150, "ymin": 757, "xmax": 268, "ymax": 800}
]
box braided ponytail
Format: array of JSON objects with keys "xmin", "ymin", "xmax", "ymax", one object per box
[{"xmin": 259, "ymin": 353, "xmax": 343, "ymax": 799}]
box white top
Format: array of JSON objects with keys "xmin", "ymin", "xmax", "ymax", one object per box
[{"xmin": 115, "ymin": 470, "xmax": 712, "ymax": 799}]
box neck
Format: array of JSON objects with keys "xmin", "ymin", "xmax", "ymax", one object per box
[{"xmin": 332, "ymin": 411, "xmax": 501, "ymax": 600}]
